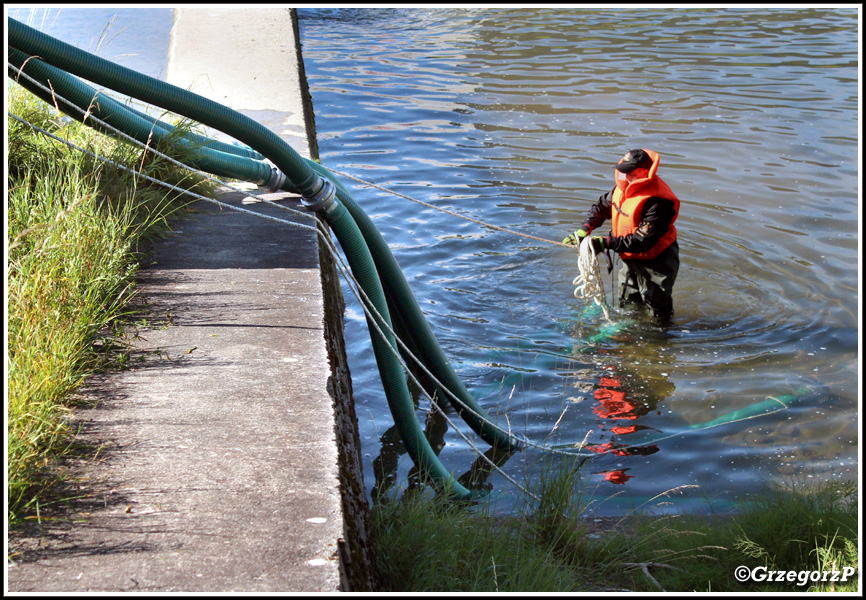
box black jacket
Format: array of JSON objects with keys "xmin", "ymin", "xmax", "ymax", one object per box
[{"xmin": 582, "ymin": 188, "xmax": 678, "ymax": 256}]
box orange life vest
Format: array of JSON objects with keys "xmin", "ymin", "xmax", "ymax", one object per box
[{"xmin": 610, "ymin": 149, "xmax": 679, "ymax": 260}]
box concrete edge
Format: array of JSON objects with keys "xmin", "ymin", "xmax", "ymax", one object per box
[{"xmin": 288, "ymin": 9, "xmax": 381, "ymax": 592}]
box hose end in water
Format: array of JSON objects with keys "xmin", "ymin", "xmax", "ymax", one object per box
[{"xmin": 301, "ymin": 178, "xmax": 337, "ymax": 214}]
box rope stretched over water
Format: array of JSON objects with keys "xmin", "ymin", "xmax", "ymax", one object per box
[
  {"xmin": 327, "ymin": 167, "xmax": 571, "ymax": 249},
  {"xmin": 572, "ymin": 238, "xmax": 614, "ymax": 323}
]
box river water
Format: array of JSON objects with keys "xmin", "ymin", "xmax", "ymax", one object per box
[
  {"xmin": 11, "ymin": 7, "xmax": 859, "ymax": 516},
  {"xmin": 297, "ymin": 7, "xmax": 860, "ymax": 514}
]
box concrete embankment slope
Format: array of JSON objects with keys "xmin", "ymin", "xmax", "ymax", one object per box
[{"xmin": 7, "ymin": 7, "xmax": 377, "ymax": 593}]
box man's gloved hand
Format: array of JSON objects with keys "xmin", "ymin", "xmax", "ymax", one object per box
[
  {"xmin": 590, "ymin": 235, "xmax": 607, "ymax": 253},
  {"xmin": 562, "ymin": 228, "xmax": 590, "ymax": 246}
]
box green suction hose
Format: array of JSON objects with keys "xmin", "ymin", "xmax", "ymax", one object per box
[
  {"xmin": 7, "ymin": 47, "xmax": 278, "ymax": 186},
  {"xmin": 119, "ymin": 101, "xmax": 265, "ymax": 160},
  {"xmin": 8, "ymin": 18, "xmax": 319, "ymax": 197},
  {"xmin": 302, "ymin": 183, "xmax": 474, "ymax": 499},
  {"xmin": 304, "ymin": 163, "xmax": 451, "ymax": 404},
  {"xmin": 305, "ymin": 161, "xmax": 521, "ymax": 451},
  {"xmin": 10, "ymin": 18, "xmax": 520, "ymax": 449}
]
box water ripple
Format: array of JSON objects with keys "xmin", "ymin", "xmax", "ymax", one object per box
[{"xmin": 299, "ymin": 7, "xmax": 858, "ymax": 511}]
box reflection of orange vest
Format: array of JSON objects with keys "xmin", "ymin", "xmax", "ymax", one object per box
[{"xmin": 610, "ymin": 149, "xmax": 679, "ymax": 260}]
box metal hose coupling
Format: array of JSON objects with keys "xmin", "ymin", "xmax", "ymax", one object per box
[
  {"xmin": 262, "ymin": 159, "xmax": 288, "ymax": 192},
  {"xmin": 301, "ymin": 178, "xmax": 338, "ymax": 215}
]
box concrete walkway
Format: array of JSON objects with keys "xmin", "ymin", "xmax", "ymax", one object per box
[{"xmin": 7, "ymin": 8, "xmax": 376, "ymax": 593}]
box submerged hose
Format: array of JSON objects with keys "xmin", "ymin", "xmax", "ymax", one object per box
[
  {"xmin": 306, "ymin": 161, "xmax": 521, "ymax": 451},
  {"xmin": 676, "ymin": 392, "xmax": 803, "ymax": 432},
  {"xmin": 553, "ymin": 389, "xmax": 811, "ymax": 455},
  {"xmin": 302, "ymin": 182, "xmax": 474, "ymax": 498}
]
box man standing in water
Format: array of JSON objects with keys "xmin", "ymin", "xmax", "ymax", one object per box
[{"xmin": 564, "ymin": 148, "xmax": 680, "ymax": 321}]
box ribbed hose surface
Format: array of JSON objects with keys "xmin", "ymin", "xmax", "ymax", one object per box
[
  {"xmin": 318, "ymin": 200, "xmax": 474, "ymax": 498},
  {"xmin": 8, "ymin": 18, "xmax": 318, "ymax": 196},
  {"xmin": 306, "ymin": 162, "xmax": 520, "ymax": 450},
  {"xmin": 8, "ymin": 47, "xmax": 274, "ymax": 184},
  {"xmin": 120, "ymin": 102, "xmax": 266, "ymax": 160}
]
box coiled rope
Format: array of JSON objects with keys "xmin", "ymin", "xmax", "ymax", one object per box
[{"xmin": 572, "ymin": 238, "xmax": 614, "ymax": 323}]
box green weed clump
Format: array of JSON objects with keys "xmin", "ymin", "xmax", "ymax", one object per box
[
  {"xmin": 6, "ymin": 83, "xmax": 213, "ymax": 522},
  {"xmin": 372, "ymin": 462, "xmax": 859, "ymax": 593},
  {"xmin": 372, "ymin": 491, "xmax": 580, "ymax": 592},
  {"xmin": 722, "ymin": 479, "xmax": 859, "ymax": 592}
]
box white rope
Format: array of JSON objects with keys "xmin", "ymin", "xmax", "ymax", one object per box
[{"xmin": 572, "ymin": 238, "xmax": 614, "ymax": 323}]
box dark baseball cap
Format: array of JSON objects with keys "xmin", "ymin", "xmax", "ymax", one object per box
[{"xmin": 614, "ymin": 149, "xmax": 653, "ymax": 173}]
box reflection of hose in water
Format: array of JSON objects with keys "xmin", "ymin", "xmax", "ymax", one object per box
[
  {"xmin": 554, "ymin": 386, "xmax": 820, "ymax": 456},
  {"xmin": 372, "ymin": 400, "xmax": 518, "ymax": 502}
]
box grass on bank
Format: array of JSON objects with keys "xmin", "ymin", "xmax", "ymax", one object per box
[
  {"xmin": 6, "ymin": 83, "xmax": 214, "ymax": 523},
  {"xmin": 372, "ymin": 459, "xmax": 859, "ymax": 593}
]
